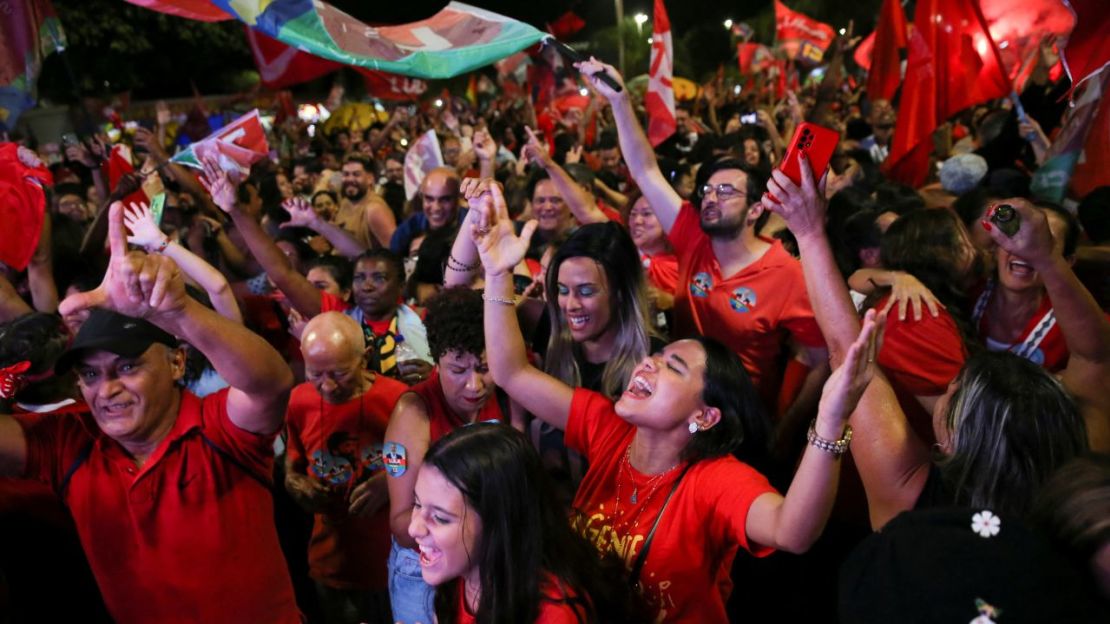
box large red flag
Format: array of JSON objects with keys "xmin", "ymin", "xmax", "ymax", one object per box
[
  {"xmin": 883, "ymin": 0, "xmax": 1011, "ymax": 188},
  {"xmin": 868, "ymin": 0, "xmax": 908, "ymax": 102},
  {"xmin": 246, "ymin": 28, "xmax": 340, "ymax": 89},
  {"xmin": 774, "ymin": 1, "xmax": 836, "ymax": 60},
  {"xmin": 1060, "ymin": 0, "xmax": 1110, "ymax": 97},
  {"xmin": 645, "ymin": 0, "xmax": 676, "ymax": 147}
]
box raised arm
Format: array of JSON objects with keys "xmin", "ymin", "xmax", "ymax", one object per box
[
  {"xmin": 522, "ymin": 126, "xmax": 608, "ymax": 225},
  {"xmin": 58, "ymin": 202, "xmax": 293, "ymax": 435},
  {"xmin": 985, "ymin": 199, "xmax": 1110, "ymax": 449},
  {"xmin": 27, "ymin": 212, "xmax": 59, "ymax": 314},
  {"xmin": 575, "ymin": 58, "xmax": 683, "ymax": 233},
  {"xmin": 201, "ymin": 157, "xmax": 322, "ymax": 318},
  {"xmin": 0, "ymin": 272, "xmax": 33, "ymax": 322},
  {"xmin": 281, "ymin": 197, "xmax": 368, "ymax": 259},
  {"xmin": 365, "ymin": 197, "xmax": 397, "ymax": 250},
  {"xmin": 122, "ymin": 201, "xmax": 242, "ymax": 323},
  {"xmin": 747, "ymin": 310, "xmax": 881, "ymax": 552},
  {"xmin": 471, "ymin": 182, "xmax": 574, "ymax": 429},
  {"xmin": 763, "ymin": 156, "xmax": 931, "ymax": 529}
]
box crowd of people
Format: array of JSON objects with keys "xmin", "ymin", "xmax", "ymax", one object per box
[{"xmin": 1, "ymin": 26, "xmax": 1109, "ymax": 624}]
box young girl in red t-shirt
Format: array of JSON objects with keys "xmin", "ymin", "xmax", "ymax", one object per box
[{"xmin": 409, "ymin": 424, "xmax": 646, "ymax": 623}]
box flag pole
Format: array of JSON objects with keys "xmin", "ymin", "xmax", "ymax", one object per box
[{"xmin": 614, "ymin": 0, "xmax": 625, "ymax": 76}]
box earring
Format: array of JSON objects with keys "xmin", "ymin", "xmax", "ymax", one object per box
[{"xmin": 688, "ymin": 422, "xmax": 699, "ymax": 435}]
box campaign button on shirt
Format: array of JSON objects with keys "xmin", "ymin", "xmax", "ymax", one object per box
[
  {"xmin": 690, "ymin": 272, "xmax": 713, "ymax": 298},
  {"xmin": 729, "ymin": 287, "xmax": 757, "ymax": 313}
]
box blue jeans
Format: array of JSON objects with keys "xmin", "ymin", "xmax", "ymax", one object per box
[{"xmin": 388, "ymin": 538, "xmax": 435, "ymax": 624}]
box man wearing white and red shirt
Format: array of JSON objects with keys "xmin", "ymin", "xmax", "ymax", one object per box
[{"xmin": 579, "ymin": 59, "xmax": 829, "ymax": 413}]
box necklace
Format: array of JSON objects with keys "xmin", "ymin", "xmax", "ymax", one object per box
[{"xmin": 615, "ymin": 442, "xmax": 681, "ymax": 522}]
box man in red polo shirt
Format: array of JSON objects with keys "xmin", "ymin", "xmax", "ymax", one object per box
[
  {"xmin": 0, "ymin": 202, "xmax": 300, "ymax": 624},
  {"xmin": 576, "ymin": 58, "xmax": 829, "ymax": 414}
]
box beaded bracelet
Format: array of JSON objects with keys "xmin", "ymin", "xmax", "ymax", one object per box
[
  {"xmin": 481, "ymin": 293, "xmax": 516, "ymax": 306},
  {"xmin": 447, "ymin": 253, "xmax": 480, "ymax": 272},
  {"xmin": 807, "ymin": 420, "xmax": 852, "ymax": 457}
]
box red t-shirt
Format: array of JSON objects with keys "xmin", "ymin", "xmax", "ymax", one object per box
[
  {"xmin": 668, "ymin": 201, "xmax": 824, "ymax": 391},
  {"xmin": 565, "ymin": 389, "xmax": 777, "ymax": 623},
  {"xmin": 16, "ymin": 389, "xmax": 300, "ymax": 624},
  {"xmin": 877, "ymin": 294, "xmax": 967, "ymax": 444},
  {"xmin": 409, "ymin": 369, "xmax": 506, "ymax": 444},
  {"xmin": 453, "ymin": 575, "xmax": 587, "ymax": 624},
  {"xmin": 641, "ymin": 250, "xmax": 680, "ymax": 296},
  {"xmin": 285, "ymin": 377, "xmax": 408, "ymax": 590},
  {"xmin": 972, "ymin": 284, "xmax": 1087, "ymax": 373}
]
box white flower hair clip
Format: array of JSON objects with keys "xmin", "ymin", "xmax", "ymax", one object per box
[{"xmin": 971, "ymin": 510, "xmax": 1001, "ymax": 538}]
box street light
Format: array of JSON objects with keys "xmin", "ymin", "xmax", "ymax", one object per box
[
  {"xmin": 724, "ymin": 19, "xmax": 733, "ymax": 30},
  {"xmin": 634, "ymin": 13, "xmax": 648, "ymax": 35}
]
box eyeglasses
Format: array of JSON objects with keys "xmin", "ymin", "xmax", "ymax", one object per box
[{"xmin": 700, "ymin": 183, "xmax": 742, "ymax": 200}]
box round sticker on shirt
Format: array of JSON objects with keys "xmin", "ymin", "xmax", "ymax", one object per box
[
  {"xmin": 729, "ymin": 287, "xmax": 757, "ymax": 313},
  {"xmin": 690, "ymin": 272, "xmax": 713, "ymax": 298},
  {"xmin": 310, "ymin": 450, "xmax": 354, "ymax": 486},
  {"xmin": 383, "ymin": 442, "xmax": 408, "ymax": 477},
  {"xmin": 361, "ymin": 442, "xmax": 385, "ymax": 474}
]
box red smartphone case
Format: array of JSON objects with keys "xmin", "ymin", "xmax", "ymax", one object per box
[{"xmin": 779, "ymin": 122, "xmax": 839, "ymax": 186}]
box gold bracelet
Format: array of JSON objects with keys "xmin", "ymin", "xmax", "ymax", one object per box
[{"xmin": 481, "ymin": 293, "xmax": 516, "ymax": 306}]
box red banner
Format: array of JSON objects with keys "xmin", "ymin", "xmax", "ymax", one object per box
[
  {"xmin": 775, "ymin": 1, "xmax": 836, "ymax": 60},
  {"xmin": 360, "ymin": 71, "xmax": 427, "ymax": 101},
  {"xmin": 646, "ymin": 0, "xmax": 676, "ymax": 147}
]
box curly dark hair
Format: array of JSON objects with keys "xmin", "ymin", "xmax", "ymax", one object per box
[{"xmin": 425, "ymin": 287, "xmax": 485, "ymax": 361}]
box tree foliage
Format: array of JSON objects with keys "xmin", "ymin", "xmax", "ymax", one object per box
[{"xmin": 39, "ymin": 0, "xmax": 252, "ymax": 101}]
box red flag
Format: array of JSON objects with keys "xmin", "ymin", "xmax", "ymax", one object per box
[
  {"xmin": 103, "ymin": 144, "xmax": 150, "ymax": 210},
  {"xmin": 245, "ymin": 28, "xmax": 340, "ymax": 89},
  {"xmin": 646, "ymin": 0, "xmax": 676, "ymax": 147},
  {"xmin": 737, "ymin": 43, "xmax": 773, "ymax": 74},
  {"xmin": 546, "ymin": 11, "xmax": 586, "ymax": 40},
  {"xmin": 359, "ymin": 70, "xmax": 427, "ymax": 101},
  {"xmin": 0, "ymin": 144, "xmax": 50, "ymax": 271},
  {"xmin": 1061, "ymin": 0, "xmax": 1110, "ymax": 97},
  {"xmin": 854, "ymin": 32, "xmax": 876, "ymax": 71},
  {"xmin": 123, "ymin": 0, "xmax": 230, "ymax": 22},
  {"xmin": 868, "ymin": 0, "xmax": 908, "ymax": 102},
  {"xmin": 775, "ymin": 1, "xmax": 836, "ymax": 60},
  {"xmin": 883, "ymin": 0, "xmax": 1011, "ymax": 188}
]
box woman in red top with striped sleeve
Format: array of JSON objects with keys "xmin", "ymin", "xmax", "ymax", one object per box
[{"xmin": 384, "ymin": 287, "xmax": 522, "ymax": 624}]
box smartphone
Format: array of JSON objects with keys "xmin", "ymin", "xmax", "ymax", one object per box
[
  {"xmin": 740, "ymin": 113, "xmax": 758, "ymax": 125},
  {"xmin": 779, "ymin": 122, "xmax": 839, "ymax": 187},
  {"xmin": 61, "ymin": 132, "xmax": 80, "ymax": 147}
]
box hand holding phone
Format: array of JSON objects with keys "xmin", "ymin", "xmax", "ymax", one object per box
[{"xmin": 778, "ymin": 122, "xmax": 839, "ymax": 187}]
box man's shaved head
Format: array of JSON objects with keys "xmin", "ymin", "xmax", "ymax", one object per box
[{"xmin": 301, "ymin": 312, "xmax": 365, "ymax": 361}]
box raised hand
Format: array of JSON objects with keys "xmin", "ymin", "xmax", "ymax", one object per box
[
  {"xmin": 762, "ymin": 152, "xmax": 829, "ymax": 241},
  {"xmin": 880, "ymin": 272, "xmax": 943, "ymax": 321},
  {"xmin": 122, "ymin": 201, "xmax": 168, "ymax": 252},
  {"xmin": 573, "ymin": 57, "xmax": 627, "ymax": 101},
  {"xmin": 199, "ymin": 155, "xmax": 237, "ymax": 213},
  {"xmin": 816, "ymin": 308, "xmax": 884, "ymax": 428},
  {"xmin": 133, "ymin": 127, "xmax": 168, "ymax": 162},
  {"xmin": 58, "ymin": 202, "xmax": 187, "ymax": 321},
  {"xmin": 469, "ymin": 181, "xmax": 536, "ymax": 277},
  {"xmin": 281, "ymin": 197, "xmax": 319, "ymax": 229},
  {"xmin": 521, "ymin": 126, "xmax": 554, "ymax": 169},
  {"xmin": 65, "ymin": 142, "xmax": 98, "ymax": 168},
  {"xmin": 565, "ymin": 144, "xmax": 583, "ymax": 165},
  {"xmin": 472, "ymin": 129, "xmax": 497, "ymax": 163}
]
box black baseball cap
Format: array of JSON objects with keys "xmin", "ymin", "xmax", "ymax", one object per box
[{"xmin": 55, "ymin": 309, "xmax": 178, "ymax": 374}]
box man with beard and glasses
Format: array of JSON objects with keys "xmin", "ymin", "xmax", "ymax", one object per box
[
  {"xmin": 333, "ymin": 155, "xmax": 396, "ymax": 250},
  {"xmin": 577, "ymin": 58, "xmax": 829, "ymax": 416}
]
